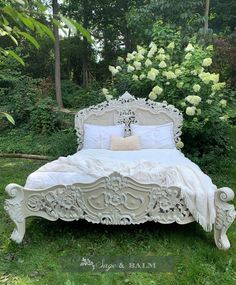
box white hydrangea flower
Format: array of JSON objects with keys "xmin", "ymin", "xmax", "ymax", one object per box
[
  {"xmin": 109, "ymin": 65, "xmax": 119, "ymax": 76},
  {"xmin": 167, "ymin": 42, "xmax": 175, "ymax": 49},
  {"xmin": 135, "ymin": 53, "xmax": 144, "ymax": 61},
  {"xmin": 149, "ymin": 42, "xmax": 157, "ymax": 49},
  {"xmin": 137, "ymin": 45, "xmax": 143, "ymax": 51},
  {"xmin": 105, "ymin": 95, "xmax": 113, "ymax": 101},
  {"xmin": 116, "ymin": 66, "xmax": 122, "ymax": 71},
  {"xmin": 219, "ymin": 99, "xmax": 227, "ymax": 108},
  {"xmin": 180, "ymin": 101, "xmax": 186, "ymax": 107},
  {"xmin": 102, "ymin": 88, "xmax": 109, "ymax": 96},
  {"xmin": 211, "ymin": 82, "xmax": 226, "ymax": 92},
  {"xmin": 145, "ymin": 59, "xmax": 152, "ymax": 67},
  {"xmin": 117, "ymin": 56, "xmax": 124, "ymax": 62},
  {"xmin": 147, "ymin": 68, "xmax": 159, "ymax": 81},
  {"xmin": 206, "ymin": 99, "xmax": 212, "ymax": 104},
  {"xmin": 149, "ymin": 91, "xmax": 157, "ymax": 100},
  {"xmin": 133, "ymin": 61, "xmax": 142, "ymax": 70},
  {"xmin": 176, "ymin": 140, "xmax": 184, "ymax": 149},
  {"xmin": 156, "ymin": 54, "xmax": 166, "ymax": 61},
  {"xmin": 132, "ymin": 74, "xmax": 139, "ymax": 81},
  {"xmin": 139, "ymin": 73, "xmax": 146, "ymax": 80},
  {"xmin": 127, "ymin": 65, "xmax": 135, "ymax": 73},
  {"xmin": 193, "ymin": 84, "xmax": 201, "ymax": 92},
  {"xmin": 147, "ymin": 49, "xmax": 155, "ymax": 58},
  {"xmin": 175, "ymin": 69, "xmax": 182, "ymax": 76},
  {"xmin": 177, "ymin": 81, "xmax": 184, "ymax": 89},
  {"xmin": 199, "ymin": 72, "xmax": 211, "ymax": 84},
  {"xmin": 126, "ymin": 53, "xmax": 135, "ymax": 62},
  {"xmin": 185, "ymin": 43, "xmax": 194, "ymax": 52},
  {"xmin": 206, "ymin": 45, "xmax": 213, "ymax": 51},
  {"xmin": 196, "ymin": 67, "xmax": 204, "ymax": 74},
  {"xmin": 219, "ymin": 115, "xmax": 229, "ymax": 121},
  {"xmin": 158, "ymin": 48, "xmax": 165, "ymax": 54},
  {"xmin": 191, "ymin": 70, "xmax": 198, "ymax": 75},
  {"xmin": 137, "ymin": 45, "xmax": 147, "ymax": 55},
  {"xmin": 202, "ymin": 58, "xmax": 212, "ymax": 67},
  {"xmin": 210, "ymin": 73, "xmax": 219, "ymax": 84},
  {"xmin": 147, "ymin": 71, "xmax": 156, "ymax": 81},
  {"xmin": 132, "ymin": 51, "xmax": 137, "ymax": 56},
  {"xmin": 186, "ymin": 106, "xmax": 196, "ymax": 116},
  {"xmin": 163, "ymin": 71, "xmax": 176, "ymax": 80},
  {"xmin": 159, "ymin": 61, "xmax": 167, "ymax": 68},
  {"xmin": 185, "ymin": 95, "xmax": 202, "ymax": 106},
  {"xmin": 185, "ymin": 53, "xmax": 192, "ymax": 60},
  {"xmin": 152, "ymin": 85, "xmax": 163, "ymax": 95}
]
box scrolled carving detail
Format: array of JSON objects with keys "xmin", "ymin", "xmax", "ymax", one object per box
[
  {"xmin": 214, "ymin": 187, "xmax": 236, "ymax": 250},
  {"xmin": 148, "ymin": 186, "xmax": 192, "ymax": 223},
  {"xmin": 4, "ymin": 184, "xmax": 25, "ymax": 243},
  {"xmin": 26, "ymin": 186, "xmax": 84, "ymax": 221},
  {"xmin": 104, "ymin": 172, "xmax": 128, "ymax": 192}
]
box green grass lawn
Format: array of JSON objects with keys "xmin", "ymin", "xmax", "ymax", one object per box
[{"xmin": 0, "ymin": 129, "xmax": 236, "ymax": 285}]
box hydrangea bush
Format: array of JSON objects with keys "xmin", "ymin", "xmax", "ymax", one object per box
[{"xmin": 101, "ymin": 41, "xmax": 231, "ymax": 158}]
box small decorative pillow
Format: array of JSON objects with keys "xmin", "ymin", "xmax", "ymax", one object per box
[
  {"xmin": 110, "ymin": 135, "xmax": 141, "ymax": 151},
  {"xmin": 131, "ymin": 122, "xmax": 176, "ymax": 149},
  {"xmin": 83, "ymin": 124, "xmax": 124, "ymax": 149}
]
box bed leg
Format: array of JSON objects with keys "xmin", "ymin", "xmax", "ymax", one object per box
[
  {"xmin": 4, "ymin": 183, "xmax": 26, "ymax": 243},
  {"xmin": 214, "ymin": 187, "xmax": 236, "ymax": 250}
]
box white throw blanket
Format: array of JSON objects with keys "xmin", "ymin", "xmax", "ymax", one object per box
[{"xmin": 25, "ymin": 149, "xmax": 217, "ymax": 231}]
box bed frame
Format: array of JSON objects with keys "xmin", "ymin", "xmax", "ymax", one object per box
[{"xmin": 4, "ymin": 92, "xmax": 236, "ymax": 250}]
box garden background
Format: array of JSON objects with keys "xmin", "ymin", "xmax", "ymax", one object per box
[{"xmin": 0, "ymin": 1, "xmax": 236, "ymax": 284}]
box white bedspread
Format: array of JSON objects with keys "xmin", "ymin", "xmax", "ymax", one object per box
[{"xmin": 25, "ymin": 149, "xmax": 217, "ymax": 231}]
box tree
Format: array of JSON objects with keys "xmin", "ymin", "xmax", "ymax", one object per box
[
  {"xmin": 0, "ymin": 0, "xmax": 92, "ymax": 113},
  {"xmin": 52, "ymin": 0, "xmax": 63, "ymax": 108},
  {"xmin": 204, "ymin": 0, "xmax": 210, "ymax": 35}
]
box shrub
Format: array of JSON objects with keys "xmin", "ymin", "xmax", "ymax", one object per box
[
  {"xmin": 62, "ymin": 80, "xmax": 105, "ymax": 109},
  {"xmin": 0, "ymin": 72, "xmax": 40, "ymax": 125},
  {"xmin": 0, "ymin": 126, "xmax": 77, "ymax": 158},
  {"xmin": 29, "ymin": 97, "xmax": 60, "ymax": 134},
  {"xmin": 101, "ymin": 39, "xmax": 231, "ymax": 157}
]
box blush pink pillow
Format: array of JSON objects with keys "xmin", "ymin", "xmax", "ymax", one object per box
[{"xmin": 110, "ymin": 136, "xmax": 141, "ymax": 151}]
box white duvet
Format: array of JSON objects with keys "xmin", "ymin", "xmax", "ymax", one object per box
[{"xmin": 25, "ymin": 149, "xmax": 217, "ymax": 231}]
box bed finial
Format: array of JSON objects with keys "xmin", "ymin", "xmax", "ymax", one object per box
[{"xmin": 120, "ymin": 91, "xmax": 134, "ymax": 101}]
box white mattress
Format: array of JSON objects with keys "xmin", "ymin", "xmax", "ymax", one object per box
[{"xmin": 24, "ymin": 149, "xmax": 217, "ymax": 231}]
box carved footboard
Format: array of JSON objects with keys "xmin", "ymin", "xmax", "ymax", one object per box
[{"xmin": 4, "ymin": 172, "xmax": 235, "ymax": 250}]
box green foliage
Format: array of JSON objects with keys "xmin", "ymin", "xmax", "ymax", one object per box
[
  {"xmin": 126, "ymin": 0, "xmax": 203, "ymax": 46},
  {"xmin": 29, "ymin": 97, "xmax": 60, "ymax": 134},
  {"xmin": 0, "ymin": 125, "xmax": 77, "ymax": 157},
  {"xmin": 103, "ymin": 33, "xmax": 232, "ymax": 157},
  {"xmin": 62, "ymin": 80, "xmax": 105, "ymax": 109},
  {"xmin": 152, "ymin": 21, "xmax": 182, "ymax": 48},
  {"xmin": 0, "ymin": 0, "xmax": 91, "ymax": 67},
  {"xmin": 0, "ymin": 111, "xmax": 15, "ymax": 124},
  {"xmin": 0, "ymin": 71, "xmax": 40, "ymax": 126}
]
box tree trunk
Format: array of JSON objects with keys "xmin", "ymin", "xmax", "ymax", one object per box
[
  {"xmin": 204, "ymin": 0, "xmax": 210, "ymax": 35},
  {"xmin": 82, "ymin": 0, "xmax": 89, "ymax": 87},
  {"xmin": 52, "ymin": 0, "xmax": 63, "ymax": 108},
  {"xmin": 0, "ymin": 153, "xmax": 49, "ymax": 160}
]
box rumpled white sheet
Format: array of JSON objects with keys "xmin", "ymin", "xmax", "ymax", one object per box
[{"xmin": 25, "ymin": 149, "xmax": 217, "ymax": 231}]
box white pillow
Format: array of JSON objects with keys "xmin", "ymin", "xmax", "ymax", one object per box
[
  {"xmin": 131, "ymin": 122, "xmax": 176, "ymax": 149},
  {"xmin": 83, "ymin": 124, "xmax": 124, "ymax": 149}
]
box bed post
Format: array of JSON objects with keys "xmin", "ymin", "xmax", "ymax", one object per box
[
  {"xmin": 214, "ymin": 187, "xmax": 236, "ymax": 250},
  {"xmin": 4, "ymin": 184, "xmax": 26, "ymax": 243}
]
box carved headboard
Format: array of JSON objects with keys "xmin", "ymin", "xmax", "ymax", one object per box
[{"xmin": 75, "ymin": 91, "xmax": 183, "ymax": 150}]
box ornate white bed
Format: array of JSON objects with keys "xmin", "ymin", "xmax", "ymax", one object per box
[{"xmin": 4, "ymin": 92, "xmax": 236, "ymax": 250}]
